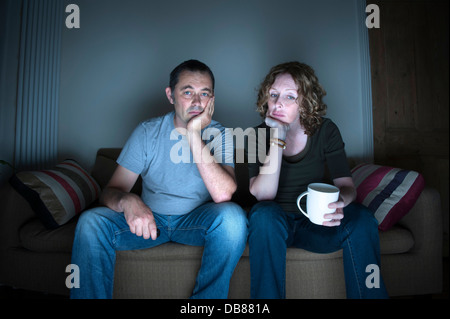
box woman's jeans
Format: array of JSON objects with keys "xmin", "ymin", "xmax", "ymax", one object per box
[
  {"xmin": 70, "ymin": 201, "xmax": 248, "ymax": 299},
  {"xmin": 248, "ymin": 201, "xmax": 389, "ymax": 299}
]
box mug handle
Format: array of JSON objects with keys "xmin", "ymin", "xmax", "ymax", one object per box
[{"xmin": 296, "ymin": 191, "xmax": 309, "ymax": 218}]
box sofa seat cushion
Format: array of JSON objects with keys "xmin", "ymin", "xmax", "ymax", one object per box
[
  {"xmin": 17, "ymin": 219, "xmax": 413, "ymax": 257},
  {"xmin": 378, "ymin": 225, "xmax": 414, "ymax": 254},
  {"xmin": 116, "ymin": 242, "xmax": 345, "ymax": 263},
  {"xmin": 93, "ymin": 226, "xmax": 414, "ymax": 261},
  {"xmin": 19, "ymin": 217, "xmax": 77, "ymax": 253},
  {"xmin": 116, "ymin": 243, "xmax": 204, "ymax": 263}
]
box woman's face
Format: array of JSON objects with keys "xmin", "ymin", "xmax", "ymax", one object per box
[{"xmin": 266, "ymin": 73, "xmax": 302, "ymax": 125}]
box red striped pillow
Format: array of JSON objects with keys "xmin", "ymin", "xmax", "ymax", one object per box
[
  {"xmin": 10, "ymin": 159, "xmax": 101, "ymax": 229},
  {"xmin": 351, "ymin": 163, "xmax": 425, "ymax": 231}
]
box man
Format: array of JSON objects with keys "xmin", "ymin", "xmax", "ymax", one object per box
[{"xmin": 70, "ymin": 60, "xmax": 248, "ymax": 299}]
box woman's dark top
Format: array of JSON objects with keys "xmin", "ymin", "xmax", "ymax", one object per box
[{"xmin": 246, "ymin": 118, "xmax": 351, "ymax": 213}]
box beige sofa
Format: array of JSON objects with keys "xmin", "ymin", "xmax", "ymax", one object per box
[{"xmin": 0, "ymin": 148, "xmax": 443, "ymax": 298}]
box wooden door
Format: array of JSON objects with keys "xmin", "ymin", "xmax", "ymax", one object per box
[{"xmin": 368, "ymin": 0, "xmax": 449, "ymax": 250}]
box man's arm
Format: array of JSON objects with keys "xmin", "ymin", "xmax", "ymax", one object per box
[
  {"xmin": 188, "ymin": 129, "xmax": 237, "ymax": 202},
  {"xmin": 186, "ymin": 98, "xmax": 237, "ymax": 203},
  {"xmin": 100, "ymin": 165, "xmax": 158, "ymax": 240}
]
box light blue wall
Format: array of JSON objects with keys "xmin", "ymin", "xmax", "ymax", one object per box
[
  {"xmin": 0, "ymin": 0, "xmax": 22, "ymax": 184},
  {"xmin": 59, "ymin": 0, "xmax": 370, "ymax": 170}
]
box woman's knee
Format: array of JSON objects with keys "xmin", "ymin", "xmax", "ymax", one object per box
[
  {"xmin": 249, "ymin": 201, "xmax": 284, "ymax": 224},
  {"xmin": 343, "ymin": 203, "xmax": 379, "ymax": 233},
  {"xmin": 248, "ymin": 201, "xmax": 288, "ymax": 236}
]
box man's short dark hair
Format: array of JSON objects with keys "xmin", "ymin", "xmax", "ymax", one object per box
[{"xmin": 169, "ymin": 59, "xmax": 215, "ymax": 92}]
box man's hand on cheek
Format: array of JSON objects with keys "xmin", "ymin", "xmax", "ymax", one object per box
[{"xmin": 187, "ymin": 96, "xmax": 215, "ymax": 133}]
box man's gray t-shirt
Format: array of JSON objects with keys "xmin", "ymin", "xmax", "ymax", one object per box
[{"xmin": 117, "ymin": 111, "xmax": 234, "ymax": 215}]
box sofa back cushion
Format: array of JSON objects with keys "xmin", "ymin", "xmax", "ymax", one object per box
[
  {"xmin": 91, "ymin": 148, "xmax": 142, "ymax": 195},
  {"xmin": 351, "ymin": 163, "xmax": 425, "ymax": 231},
  {"xmin": 10, "ymin": 159, "xmax": 101, "ymax": 229}
]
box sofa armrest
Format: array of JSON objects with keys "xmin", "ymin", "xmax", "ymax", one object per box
[
  {"xmin": 397, "ymin": 187, "xmax": 443, "ymax": 255},
  {"xmin": 0, "ymin": 183, "xmax": 36, "ymax": 250}
]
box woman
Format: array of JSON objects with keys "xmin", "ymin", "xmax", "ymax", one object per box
[{"xmin": 247, "ymin": 61, "xmax": 388, "ymax": 299}]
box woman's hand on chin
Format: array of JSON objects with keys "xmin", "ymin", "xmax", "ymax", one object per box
[{"xmin": 265, "ymin": 115, "xmax": 290, "ymax": 140}]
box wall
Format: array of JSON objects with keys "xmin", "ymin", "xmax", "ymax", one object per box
[
  {"xmin": 58, "ymin": 0, "xmax": 371, "ymax": 170},
  {"xmin": 0, "ymin": 0, "xmax": 22, "ymax": 185}
]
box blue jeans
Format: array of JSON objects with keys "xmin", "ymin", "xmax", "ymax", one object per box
[
  {"xmin": 248, "ymin": 201, "xmax": 389, "ymax": 299},
  {"xmin": 70, "ymin": 201, "xmax": 248, "ymax": 299}
]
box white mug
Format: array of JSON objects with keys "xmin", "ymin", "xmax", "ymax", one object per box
[{"xmin": 296, "ymin": 183, "xmax": 340, "ymax": 225}]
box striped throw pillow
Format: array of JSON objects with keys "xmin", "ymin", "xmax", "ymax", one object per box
[
  {"xmin": 351, "ymin": 163, "xmax": 425, "ymax": 231},
  {"xmin": 10, "ymin": 159, "xmax": 101, "ymax": 229}
]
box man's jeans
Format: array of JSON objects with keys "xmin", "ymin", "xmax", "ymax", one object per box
[
  {"xmin": 248, "ymin": 201, "xmax": 389, "ymax": 299},
  {"xmin": 70, "ymin": 201, "xmax": 248, "ymax": 299}
]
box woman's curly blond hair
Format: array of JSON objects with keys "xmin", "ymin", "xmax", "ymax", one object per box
[{"xmin": 256, "ymin": 62, "xmax": 327, "ymax": 136}]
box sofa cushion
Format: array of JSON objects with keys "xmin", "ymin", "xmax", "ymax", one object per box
[
  {"xmin": 378, "ymin": 225, "xmax": 414, "ymax": 254},
  {"xmin": 116, "ymin": 224, "xmax": 414, "ymax": 266},
  {"xmin": 351, "ymin": 163, "xmax": 425, "ymax": 231},
  {"xmin": 91, "ymin": 148, "xmax": 122, "ymax": 189},
  {"xmin": 91, "ymin": 148, "xmax": 142, "ymax": 195},
  {"xmin": 19, "ymin": 217, "xmax": 77, "ymax": 253},
  {"xmin": 10, "ymin": 159, "xmax": 101, "ymax": 229}
]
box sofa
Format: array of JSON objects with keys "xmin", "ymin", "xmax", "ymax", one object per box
[{"xmin": 0, "ymin": 148, "xmax": 443, "ymax": 298}]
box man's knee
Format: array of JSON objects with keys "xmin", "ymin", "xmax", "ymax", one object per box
[
  {"xmin": 211, "ymin": 202, "xmax": 248, "ymax": 241},
  {"xmin": 75, "ymin": 207, "xmax": 116, "ymax": 239}
]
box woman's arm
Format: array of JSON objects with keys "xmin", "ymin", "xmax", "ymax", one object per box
[
  {"xmin": 249, "ymin": 143, "xmax": 283, "ymax": 201},
  {"xmin": 249, "ymin": 117, "xmax": 289, "ymax": 201}
]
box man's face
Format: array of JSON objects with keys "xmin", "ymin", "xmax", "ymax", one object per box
[{"xmin": 166, "ymin": 71, "xmax": 214, "ymax": 128}]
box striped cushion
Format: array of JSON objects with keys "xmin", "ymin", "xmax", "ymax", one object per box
[
  {"xmin": 10, "ymin": 159, "xmax": 101, "ymax": 229},
  {"xmin": 351, "ymin": 163, "xmax": 425, "ymax": 231}
]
